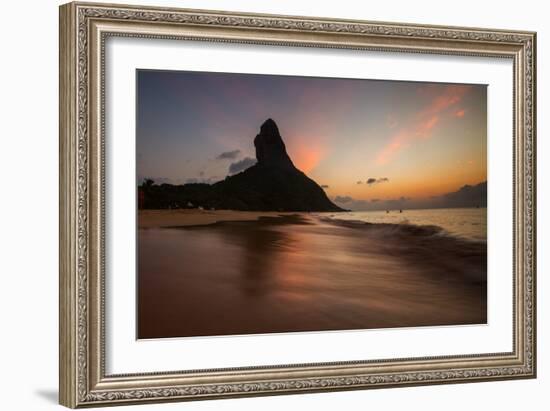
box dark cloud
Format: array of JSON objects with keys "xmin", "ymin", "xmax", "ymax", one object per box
[
  {"xmin": 138, "ymin": 176, "xmax": 174, "ymax": 185},
  {"xmin": 228, "ymin": 157, "xmax": 257, "ymax": 175},
  {"xmin": 366, "ymin": 177, "xmax": 390, "ymax": 185},
  {"xmin": 356, "ymin": 181, "xmax": 363, "ymax": 185},
  {"xmin": 332, "ymin": 181, "xmax": 486, "ymax": 211},
  {"xmin": 404, "ymin": 182, "xmax": 486, "ymax": 209},
  {"xmin": 321, "ymin": 185, "xmax": 329, "ymax": 189},
  {"xmin": 333, "ymin": 194, "xmax": 409, "ymax": 211},
  {"xmin": 385, "ymin": 196, "xmax": 410, "ymax": 206},
  {"xmin": 139, "ymin": 175, "xmax": 224, "ymax": 186},
  {"xmin": 334, "ymin": 195, "xmax": 353, "ymax": 204},
  {"xmin": 184, "ymin": 176, "xmax": 221, "ymax": 185},
  {"xmin": 333, "ymin": 196, "xmax": 369, "ymax": 209},
  {"xmin": 216, "ymin": 150, "xmax": 241, "ymax": 160},
  {"xmin": 439, "ymin": 181, "xmax": 487, "ymax": 208}
]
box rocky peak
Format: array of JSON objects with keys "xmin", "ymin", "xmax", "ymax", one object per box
[{"xmin": 254, "ymin": 119, "xmax": 295, "ymax": 170}]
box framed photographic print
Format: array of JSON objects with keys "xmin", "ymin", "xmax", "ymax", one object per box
[{"xmin": 59, "ymin": 2, "xmax": 537, "ymax": 408}]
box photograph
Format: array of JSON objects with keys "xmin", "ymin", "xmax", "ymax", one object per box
[
  {"xmin": 136, "ymin": 70, "xmax": 488, "ymax": 339},
  {"xmin": 56, "ymin": 2, "xmax": 537, "ymax": 407}
]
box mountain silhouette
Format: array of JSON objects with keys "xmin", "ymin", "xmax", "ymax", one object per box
[
  {"xmin": 254, "ymin": 118, "xmax": 295, "ymax": 170},
  {"xmin": 140, "ymin": 119, "xmax": 344, "ymax": 212}
]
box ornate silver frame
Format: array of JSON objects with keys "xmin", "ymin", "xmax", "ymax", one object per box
[{"xmin": 59, "ymin": 1, "xmax": 536, "ymax": 408}]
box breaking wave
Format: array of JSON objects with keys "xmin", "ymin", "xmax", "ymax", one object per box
[{"xmin": 318, "ymin": 216, "xmax": 487, "ymax": 284}]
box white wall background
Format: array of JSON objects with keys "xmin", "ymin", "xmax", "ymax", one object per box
[{"xmin": 0, "ymin": 0, "xmax": 546, "ymax": 409}]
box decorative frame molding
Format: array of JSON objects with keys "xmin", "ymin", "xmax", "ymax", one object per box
[{"xmin": 59, "ymin": 2, "xmax": 536, "ymax": 408}]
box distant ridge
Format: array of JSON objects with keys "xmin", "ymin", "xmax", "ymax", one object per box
[{"xmin": 140, "ymin": 119, "xmax": 344, "ymax": 212}]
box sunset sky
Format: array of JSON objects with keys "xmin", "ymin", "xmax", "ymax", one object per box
[{"xmin": 137, "ymin": 70, "xmax": 487, "ymax": 210}]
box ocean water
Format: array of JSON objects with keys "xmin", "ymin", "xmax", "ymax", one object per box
[
  {"xmin": 138, "ymin": 209, "xmax": 487, "ymax": 339},
  {"xmin": 320, "ymin": 207, "xmax": 487, "ymax": 242}
]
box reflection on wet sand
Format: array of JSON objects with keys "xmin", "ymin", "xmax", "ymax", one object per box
[{"xmin": 138, "ymin": 214, "xmax": 486, "ymax": 339}]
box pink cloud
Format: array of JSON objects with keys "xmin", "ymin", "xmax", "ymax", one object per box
[
  {"xmin": 422, "ymin": 86, "xmax": 468, "ymax": 115},
  {"xmin": 376, "ymin": 85, "xmax": 470, "ymax": 165},
  {"xmin": 292, "ymin": 143, "xmax": 325, "ymax": 174},
  {"xmin": 415, "ymin": 115, "xmax": 439, "ymax": 139},
  {"xmin": 455, "ymin": 109, "xmax": 466, "ymax": 118}
]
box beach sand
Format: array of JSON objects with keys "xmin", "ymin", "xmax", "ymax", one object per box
[
  {"xmin": 138, "ymin": 209, "xmax": 300, "ymax": 228},
  {"xmin": 137, "ymin": 210, "xmax": 487, "ymax": 339}
]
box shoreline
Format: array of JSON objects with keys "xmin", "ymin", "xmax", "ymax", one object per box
[
  {"xmin": 138, "ymin": 209, "xmax": 309, "ymax": 228},
  {"xmin": 138, "ymin": 209, "xmax": 486, "ymax": 242}
]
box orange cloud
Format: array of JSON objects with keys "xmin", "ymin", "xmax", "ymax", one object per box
[
  {"xmin": 376, "ymin": 85, "xmax": 470, "ymax": 165},
  {"xmin": 455, "ymin": 109, "xmax": 466, "ymax": 118},
  {"xmin": 287, "ymin": 138, "xmax": 326, "ymax": 174}
]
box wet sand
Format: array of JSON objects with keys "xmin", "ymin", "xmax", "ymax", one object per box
[
  {"xmin": 138, "ymin": 209, "xmax": 298, "ymax": 228},
  {"xmin": 138, "ymin": 212, "xmax": 486, "ymax": 339}
]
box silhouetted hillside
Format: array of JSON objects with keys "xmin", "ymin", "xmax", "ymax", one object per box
[{"xmin": 140, "ymin": 119, "xmax": 344, "ymax": 212}]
